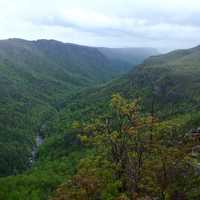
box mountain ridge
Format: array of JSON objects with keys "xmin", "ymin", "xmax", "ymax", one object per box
[
  {"xmin": 59, "ymin": 43, "xmax": 200, "ymax": 122},
  {"xmin": 1, "ymin": 42, "xmax": 200, "ymax": 200},
  {"xmin": 0, "ymin": 38, "xmax": 157, "ymax": 177}
]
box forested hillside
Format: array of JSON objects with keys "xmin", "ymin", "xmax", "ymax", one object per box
[
  {"xmin": 1, "ymin": 42, "xmax": 200, "ymax": 200},
  {"xmin": 0, "ymin": 38, "xmax": 157, "ymax": 177},
  {"xmin": 60, "ymin": 45, "xmax": 200, "ymax": 121},
  {"xmin": 45, "ymin": 45, "xmax": 200, "ymax": 199}
]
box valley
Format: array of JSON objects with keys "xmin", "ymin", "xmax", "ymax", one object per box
[
  {"xmin": 1, "ymin": 40, "xmax": 200, "ymax": 199},
  {"xmin": 0, "ymin": 38, "xmax": 157, "ymax": 177}
]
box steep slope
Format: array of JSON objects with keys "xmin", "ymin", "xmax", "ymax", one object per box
[
  {"xmin": 37, "ymin": 45, "xmax": 200, "ymax": 184},
  {"xmin": 0, "ymin": 39, "xmax": 123, "ymax": 176},
  {"xmin": 0, "ymin": 38, "xmax": 119, "ymax": 93},
  {"xmin": 1, "ymin": 45, "xmax": 200, "ymax": 199},
  {"xmin": 0, "ymin": 39, "xmax": 158, "ymax": 106},
  {"xmin": 0, "ymin": 38, "xmax": 158, "ymax": 176},
  {"xmin": 60, "ymin": 45, "xmax": 200, "ymax": 122}
]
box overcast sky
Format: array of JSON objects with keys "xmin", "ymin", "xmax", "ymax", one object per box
[{"xmin": 0, "ymin": 0, "xmax": 200, "ymax": 51}]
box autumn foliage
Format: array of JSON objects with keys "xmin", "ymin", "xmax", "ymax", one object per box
[{"xmin": 52, "ymin": 94, "xmax": 200, "ymax": 200}]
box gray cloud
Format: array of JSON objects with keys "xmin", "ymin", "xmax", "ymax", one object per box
[{"xmin": 0, "ymin": 0, "xmax": 200, "ymax": 51}]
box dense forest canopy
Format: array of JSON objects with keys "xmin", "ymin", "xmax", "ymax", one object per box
[
  {"xmin": 1, "ymin": 40, "xmax": 200, "ymax": 199},
  {"xmin": 0, "ymin": 39, "xmax": 157, "ymax": 177}
]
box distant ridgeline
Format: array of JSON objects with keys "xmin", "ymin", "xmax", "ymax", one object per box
[
  {"xmin": 1, "ymin": 41, "xmax": 200, "ymax": 199},
  {"xmin": 0, "ymin": 38, "xmax": 157, "ymax": 177},
  {"xmin": 61, "ymin": 45, "xmax": 200, "ymax": 121}
]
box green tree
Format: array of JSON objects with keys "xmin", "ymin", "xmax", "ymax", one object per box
[{"xmin": 53, "ymin": 94, "xmax": 200, "ymax": 200}]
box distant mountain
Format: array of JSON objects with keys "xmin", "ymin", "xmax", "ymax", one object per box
[
  {"xmin": 0, "ymin": 39, "xmax": 158, "ymax": 100},
  {"xmin": 0, "ymin": 38, "xmax": 157, "ymax": 176},
  {"xmin": 0, "ymin": 38, "xmax": 119, "ymax": 92},
  {"xmin": 2, "ymin": 42, "xmax": 200, "ymax": 199},
  {"xmin": 0, "ymin": 38, "xmax": 114, "ymax": 176},
  {"xmin": 62, "ymin": 45, "xmax": 200, "ymax": 120},
  {"xmin": 0, "ymin": 38, "xmax": 158, "ymax": 110}
]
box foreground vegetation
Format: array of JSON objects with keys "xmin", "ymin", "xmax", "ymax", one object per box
[
  {"xmin": 52, "ymin": 94, "xmax": 200, "ymax": 200},
  {"xmin": 1, "ymin": 43, "xmax": 200, "ymax": 199},
  {"xmin": 1, "ymin": 95, "xmax": 200, "ymax": 199}
]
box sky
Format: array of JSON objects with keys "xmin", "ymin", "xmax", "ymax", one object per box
[{"xmin": 0, "ymin": 0, "xmax": 200, "ymax": 52}]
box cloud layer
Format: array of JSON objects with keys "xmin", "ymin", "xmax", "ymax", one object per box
[{"xmin": 0, "ymin": 0, "xmax": 200, "ymax": 51}]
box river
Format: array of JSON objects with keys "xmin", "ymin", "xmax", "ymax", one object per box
[{"xmin": 30, "ymin": 134, "xmax": 44, "ymax": 165}]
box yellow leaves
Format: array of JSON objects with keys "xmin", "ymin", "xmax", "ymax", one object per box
[
  {"xmin": 111, "ymin": 131, "xmax": 120, "ymax": 142},
  {"xmin": 128, "ymin": 151, "xmax": 137, "ymax": 159},
  {"xmin": 121, "ymin": 106, "xmax": 129, "ymax": 115},
  {"xmin": 126, "ymin": 127, "xmax": 137, "ymax": 135},
  {"xmin": 79, "ymin": 135, "xmax": 89, "ymax": 144},
  {"xmin": 111, "ymin": 94, "xmax": 140, "ymax": 118},
  {"xmin": 111, "ymin": 94, "xmax": 125, "ymax": 110},
  {"xmin": 71, "ymin": 121, "xmax": 81, "ymax": 129}
]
